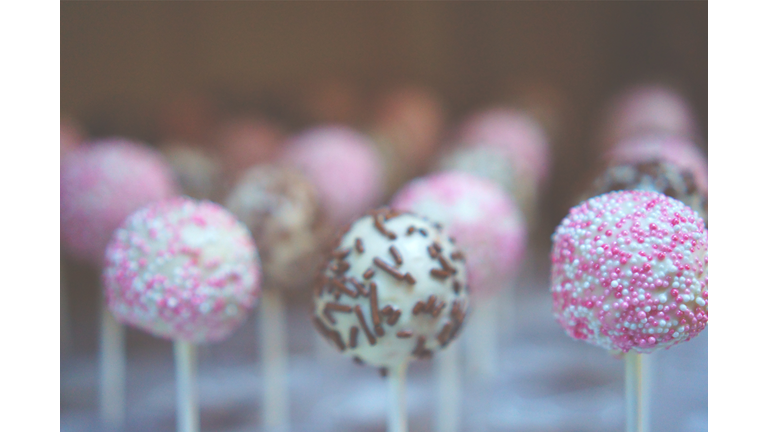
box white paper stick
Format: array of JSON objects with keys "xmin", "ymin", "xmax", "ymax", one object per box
[
  {"xmin": 625, "ymin": 351, "xmax": 647, "ymax": 432},
  {"xmin": 260, "ymin": 289, "xmax": 289, "ymax": 432},
  {"xmin": 388, "ymin": 362, "xmax": 408, "ymax": 432},
  {"xmin": 99, "ymin": 304, "xmax": 125, "ymax": 429},
  {"xmin": 465, "ymin": 295, "xmax": 498, "ymax": 379},
  {"xmin": 174, "ymin": 340, "xmax": 199, "ymax": 432},
  {"xmin": 435, "ymin": 342, "xmax": 460, "ymax": 432}
]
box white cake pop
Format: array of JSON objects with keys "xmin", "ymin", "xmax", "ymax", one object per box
[
  {"xmin": 103, "ymin": 197, "xmax": 262, "ymax": 343},
  {"xmin": 313, "ymin": 208, "xmax": 470, "ymax": 370}
]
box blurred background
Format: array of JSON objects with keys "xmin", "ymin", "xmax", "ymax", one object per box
[{"xmin": 61, "ymin": 2, "xmax": 707, "ymax": 432}]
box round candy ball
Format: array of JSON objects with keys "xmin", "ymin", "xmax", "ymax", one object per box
[
  {"xmin": 225, "ymin": 165, "xmax": 329, "ymax": 291},
  {"xmin": 456, "ymin": 107, "xmax": 551, "ymax": 186},
  {"xmin": 60, "ymin": 138, "xmax": 178, "ymax": 264},
  {"xmin": 391, "ymin": 172, "xmax": 526, "ymax": 298},
  {"xmin": 103, "ymin": 197, "xmax": 261, "ymax": 343},
  {"xmin": 550, "ymin": 190, "xmax": 708, "ymax": 354},
  {"xmin": 281, "ymin": 126, "xmax": 384, "ymax": 226},
  {"xmin": 313, "ymin": 208, "xmax": 470, "ymax": 369}
]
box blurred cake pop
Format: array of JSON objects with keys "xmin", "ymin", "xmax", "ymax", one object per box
[
  {"xmin": 391, "ymin": 172, "xmax": 526, "ymax": 298},
  {"xmin": 301, "ymin": 77, "xmax": 363, "ymax": 125},
  {"xmin": 215, "ymin": 116, "xmax": 284, "ymax": 183},
  {"xmin": 160, "ymin": 143, "xmax": 223, "ymax": 201},
  {"xmin": 456, "ymin": 107, "xmax": 551, "ymax": 186},
  {"xmin": 550, "ymin": 190, "xmax": 708, "ymax": 353},
  {"xmin": 281, "ymin": 126, "xmax": 384, "ymax": 226},
  {"xmin": 435, "ymin": 146, "xmax": 536, "ymax": 220},
  {"xmin": 600, "ymin": 84, "xmax": 698, "ymax": 149},
  {"xmin": 371, "ymin": 86, "xmax": 446, "ymax": 195},
  {"xmin": 312, "ymin": 208, "xmax": 469, "ymax": 369},
  {"xmin": 60, "ymin": 138, "xmax": 178, "ymax": 264},
  {"xmin": 608, "ymin": 134, "xmax": 708, "ymax": 193},
  {"xmin": 103, "ymin": 197, "xmax": 261, "ymax": 343},
  {"xmin": 157, "ymin": 92, "xmax": 218, "ymax": 145},
  {"xmin": 61, "ymin": 117, "xmax": 84, "ymax": 155},
  {"xmin": 225, "ymin": 165, "xmax": 328, "ymax": 291}
]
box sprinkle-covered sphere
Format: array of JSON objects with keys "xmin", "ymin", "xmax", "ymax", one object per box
[
  {"xmin": 60, "ymin": 139, "xmax": 178, "ymax": 264},
  {"xmin": 281, "ymin": 126, "xmax": 384, "ymax": 226},
  {"xmin": 391, "ymin": 172, "xmax": 526, "ymax": 298},
  {"xmin": 313, "ymin": 208, "xmax": 470, "ymax": 369},
  {"xmin": 456, "ymin": 107, "xmax": 551, "ymax": 186},
  {"xmin": 550, "ymin": 190, "xmax": 708, "ymax": 354},
  {"xmin": 103, "ymin": 197, "xmax": 261, "ymax": 343},
  {"xmin": 226, "ymin": 165, "xmax": 329, "ymax": 291}
]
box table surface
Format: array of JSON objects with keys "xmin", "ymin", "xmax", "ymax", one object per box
[{"xmin": 60, "ymin": 265, "xmax": 707, "ymax": 432}]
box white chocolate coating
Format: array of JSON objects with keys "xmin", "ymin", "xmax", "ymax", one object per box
[{"xmin": 313, "ymin": 209, "xmax": 470, "ymax": 369}]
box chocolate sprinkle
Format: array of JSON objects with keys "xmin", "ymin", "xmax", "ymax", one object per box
[
  {"xmin": 354, "ymin": 305, "xmax": 376, "ymax": 346},
  {"xmin": 355, "ymin": 237, "xmax": 364, "ymax": 253},
  {"xmin": 386, "ymin": 309, "xmax": 401, "ymax": 326},
  {"xmin": 331, "ymin": 248, "xmax": 351, "ymax": 259},
  {"xmin": 323, "ymin": 302, "xmax": 352, "ymax": 324},
  {"xmin": 389, "ymin": 245, "xmax": 403, "ymax": 265},
  {"xmin": 363, "ymin": 268, "xmax": 375, "ymax": 279},
  {"xmin": 370, "ymin": 282, "xmax": 383, "ymax": 335},
  {"xmin": 438, "ymin": 255, "xmax": 457, "ymax": 274},
  {"xmin": 349, "ymin": 277, "xmax": 369, "ymax": 297},
  {"xmin": 373, "ymin": 257, "xmax": 405, "ymax": 281},
  {"xmin": 403, "ymin": 273, "xmax": 416, "ymax": 285},
  {"xmin": 418, "ymin": 228, "xmax": 428, "ymax": 237},
  {"xmin": 407, "ymin": 226, "xmax": 416, "ymax": 235},
  {"xmin": 331, "ymin": 278, "xmax": 358, "ymax": 298},
  {"xmin": 450, "ymin": 251, "xmax": 465, "ymax": 261},
  {"xmin": 373, "ymin": 214, "xmax": 397, "ymax": 240},
  {"xmin": 412, "ymin": 336, "xmax": 432, "ymax": 359},
  {"xmin": 430, "ymin": 268, "xmax": 451, "ymax": 279},
  {"xmin": 431, "ymin": 301, "xmax": 446, "ymax": 317},
  {"xmin": 397, "ymin": 330, "xmax": 414, "ymax": 338},
  {"xmin": 349, "ymin": 326, "xmax": 359, "ymax": 348},
  {"xmin": 437, "ymin": 323, "xmax": 453, "ymax": 346},
  {"xmin": 425, "ymin": 295, "xmax": 436, "ymax": 313},
  {"xmin": 413, "ymin": 301, "xmax": 425, "ymax": 315},
  {"xmin": 453, "ymin": 280, "xmax": 461, "ymax": 294}
]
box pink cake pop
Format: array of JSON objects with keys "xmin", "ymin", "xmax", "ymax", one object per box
[
  {"xmin": 550, "ymin": 190, "xmax": 708, "ymax": 354},
  {"xmin": 600, "ymin": 84, "xmax": 698, "ymax": 149},
  {"xmin": 60, "ymin": 117, "xmax": 84, "ymax": 155},
  {"xmin": 391, "ymin": 172, "xmax": 526, "ymax": 298},
  {"xmin": 60, "ymin": 138, "xmax": 178, "ymax": 264},
  {"xmin": 103, "ymin": 197, "xmax": 261, "ymax": 343},
  {"xmin": 608, "ymin": 134, "xmax": 708, "ymax": 194},
  {"xmin": 215, "ymin": 116, "xmax": 285, "ymax": 183},
  {"xmin": 456, "ymin": 107, "xmax": 551, "ymax": 186},
  {"xmin": 281, "ymin": 126, "xmax": 384, "ymax": 226}
]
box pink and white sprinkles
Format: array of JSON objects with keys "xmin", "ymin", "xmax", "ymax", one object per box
[
  {"xmin": 103, "ymin": 197, "xmax": 262, "ymax": 343},
  {"xmin": 550, "ymin": 190, "xmax": 707, "ymax": 353},
  {"xmin": 60, "ymin": 139, "xmax": 178, "ymax": 264},
  {"xmin": 392, "ymin": 171, "xmax": 527, "ymax": 297}
]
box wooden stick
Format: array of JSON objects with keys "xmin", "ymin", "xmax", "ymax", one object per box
[
  {"xmin": 435, "ymin": 342, "xmax": 461, "ymax": 432},
  {"xmin": 260, "ymin": 289, "xmax": 289, "ymax": 432},
  {"xmin": 174, "ymin": 340, "xmax": 199, "ymax": 432},
  {"xmin": 625, "ymin": 351, "xmax": 647, "ymax": 432},
  {"xmin": 388, "ymin": 362, "xmax": 408, "ymax": 432},
  {"xmin": 99, "ymin": 303, "xmax": 125, "ymax": 429}
]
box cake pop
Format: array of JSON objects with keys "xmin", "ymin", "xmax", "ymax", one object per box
[
  {"xmin": 456, "ymin": 107, "xmax": 551, "ymax": 186},
  {"xmin": 550, "ymin": 190, "xmax": 707, "ymax": 432},
  {"xmin": 600, "ymin": 84, "xmax": 698, "ymax": 149},
  {"xmin": 281, "ymin": 126, "xmax": 384, "ymax": 226},
  {"xmin": 392, "ymin": 172, "xmax": 526, "ymax": 298},
  {"xmin": 161, "ymin": 143, "xmax": 223, "ymax": 201},
  {"xmin": 60, "ymin": 138, "xmax": 178, "ymax": 264},
  {"xmin": 551, "ymin": 190, "xmax": 707, "ymax": 353},
  {"xmin": 215, "ymin": 116, "xmax": 284, "ymax": 183},
  {"xmin": 103, "ymin": 197, "xmax": 261, "ymax": 432},
  {"xmin": 313, "ymin": 208, "xmax": 469, "ymax": 432},
  {"xmin": 435, "ymin": 145, "xmax": 536, "ymax": 221},
  {"xmin": 61, "ymin": 117, "xmax": 84, "ymax": 155},
  {"xmin": 103, "ymin": 197, "xmax": 261, "ymax": 342}
]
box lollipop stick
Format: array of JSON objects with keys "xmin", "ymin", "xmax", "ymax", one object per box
[
  {"xmin": 465, "ymin": 295, "xmax": 498, "ymax": 379},
  {"xmin": 99, "ymin": 304, "xmax": 125, "ymax": 429},
  {"xmin": 260, "ymin": 289, "xmax": 289, "ymax": 432},
  {"xmin": 174, "ymin": 340, "xmax": 199, "ymax": 432},
  {"xmin": 625, "ymin": 351, "xmax": 647, "ymax": 432},
  {"xmin": 388, "ymin": 362, "xmax": 408, "ymax": 432},
  {"xmin": 435, "ymin": 342, "xmax": 460, "ymax": 432}
]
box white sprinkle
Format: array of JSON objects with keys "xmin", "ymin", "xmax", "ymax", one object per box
[
  {"xmin": 611, "ymin": 280, "xmax": 619, "ymax": 288},
  {"xmin": 696, "ymin": 297, "xmax": 706, "ymax": 306}
]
